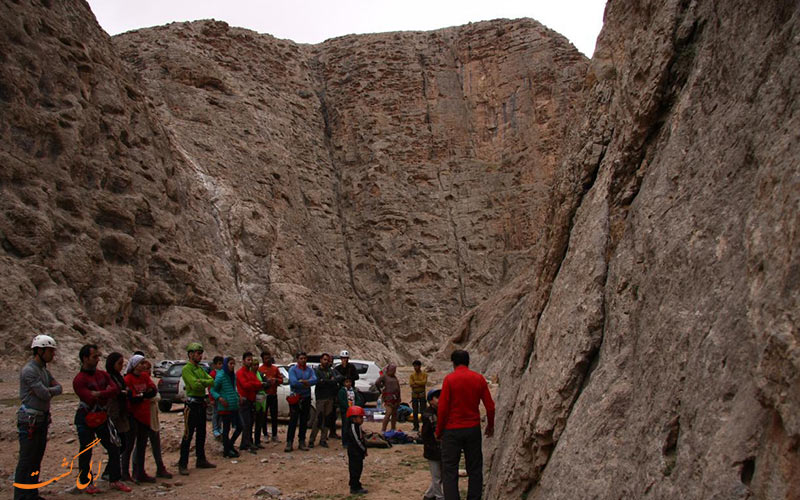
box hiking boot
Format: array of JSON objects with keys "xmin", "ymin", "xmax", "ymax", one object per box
[
  {"xmin": 284, "ymin": 443, "xmax": 293, "ymax": 452},
  {"xmin": 110, "ymin": 481, "xmax": 132, "ymax": 492},
  {"xmin": 298, "ymin": 441, "xmax": 309, "ymax": 451},
  {"xmin": 178, "ymin": 465, "xmax": 189, "ymax": 476},
  {"xmin": 350, "ymin": 488, "xmax": 368, "ymax": 495},
  {"xmin": 134, "ymin": 473, "xmax": 156, "ymax": 483},
  {"xmin": 83, "ymin": 484, "xmax": 101, "ymax": 494},
  {"xmin": 156, "ymin": 467, "xmax": 173, "ymax": 479},
  {"xmin": 196, "ymin": 459, "xmax": 217, "ymax": 469}
]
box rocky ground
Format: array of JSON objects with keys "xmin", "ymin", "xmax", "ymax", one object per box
[{"xmin": 0, "ymin": 365, "xmax": 482, "ymax": 500}]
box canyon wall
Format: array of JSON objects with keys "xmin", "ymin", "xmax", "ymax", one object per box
[
  {"xmin": 467, "ymin": 0, "xmax": 800, "ymax": 498},
  {"xmin": 0, "ymin": 0, "xmax": 586, "ymax": 363},
  {"xmin": 1, "ymin": 0, "xmax": 797, "ymax": 497}
]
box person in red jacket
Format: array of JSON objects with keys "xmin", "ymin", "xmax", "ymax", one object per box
[
  {"xmin": 72, "ymin": 344, "xmax": 132, "ymax": 494},
  {"xmin": 435, "ymin": 350, "xmax": 495, "ymax": 500},
  {"xmin": 236, "ymin": 352, "xmax": 265, "ymax": 453},
  {"xmin": 124, "ymin": 354, "xmax": 158, "ymax": 483},
  {"xmin": 258, "ymin": 352, "xmax": 283, "ymax": 442}
]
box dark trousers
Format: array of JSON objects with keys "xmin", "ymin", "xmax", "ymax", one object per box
[
  {"xmin": 220, "ymin": 412, "xmax": 242, "ymax": 453},
  {"xmin": 76, "ymin": 414, "xmax": 122, "ymax": 485},
  {"xmin": 340, "ymin": 409, "xmax": 350, "ymax": 446},
  {"xmin": 179, "ymin": 401, "xmax": 207, "ymax": 466},
  {"xmin": 347, "ymin": 444, "xmax": 365, "ymax": 492},
  {"xmin": 254, "ymin": 406, "xmax": 266, "ymax": 445},
  {"xmin": 441, "ymin": 426, "xmax": 483, "ymax": 500},
  {"xmin": 326, "ymin": 407, "xmax": 338, "ymax": 435},
  {"xmin": 262, "ymin": 394, "xmax": 279, "ymax": 438},
  {"xmin": 286, "ymin": 396, "xmax": 311, "ymax": 445},
  {"xmin": 239, "ymin": 399, "xmax": 255, "ymax": 448},
  {"xmin": 121, "ymin": 422, "xmax": 134, "ymax": 479},
  {"xmin": 14, "ymin": 414, "xmax": 49, "ymax": 500},
  {"xmin": 130, "ymin": 420, "xmax": 149, "ymax": 479},
  {"xmin": 148, "ymin": 429, "xmax": 165, "ymax": 470},
  {"xmin": 412, "ymin": 397, "xmax": 427, "ymax": 429}
]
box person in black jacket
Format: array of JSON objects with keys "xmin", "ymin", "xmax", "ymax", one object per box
[
  {"xmin": 331, "ymin": 350, "xmax": 359, "ymax": 438},
  {"xmin": 422, "ymin": 389, "xmax": 443, "ymax": 500},
  {"xmin": 343, "ymin": 405, "xmax": 368, "ymax": 495}
]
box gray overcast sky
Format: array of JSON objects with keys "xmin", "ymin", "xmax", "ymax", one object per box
[{"xmin": 86, "ymin": 0, "xmax": 607, "ymax": 57}]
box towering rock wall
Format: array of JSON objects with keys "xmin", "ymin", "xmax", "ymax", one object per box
[
  {"xmin": 0, "ymin": 0, "xmax": 587, "ymax": 363},
  {"xmin": 468, "ymin": 0, "xmax": 800, "ymax": 498},
  {"xmin": 108, "ymin": 18, "xmax": 588, "ymax": 360},
  {"xmin": 0, "ymin": 0, "xmax": 254, "ymax": 359}
]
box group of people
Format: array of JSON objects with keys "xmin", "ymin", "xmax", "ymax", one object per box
[{"xmin": 14, "ymin": 333, "xmax": 495, "ymax": 500}]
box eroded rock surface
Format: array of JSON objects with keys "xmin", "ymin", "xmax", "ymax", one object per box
[
  {"xmin": 464, "ymin": 1, "xmax": 800, "ymax": 498},
  {"xmin": 0, "ymin": 0, "xmax": 586, "ymax": 363}
]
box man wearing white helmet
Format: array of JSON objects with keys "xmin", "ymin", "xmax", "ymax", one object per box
[
  {"xmin": 332, "ymin": 350, "xmax": 359, "ymax": 440},
  {"xmin": 14, "ymin": 335, "xmax": 62, "ymax": 500}
]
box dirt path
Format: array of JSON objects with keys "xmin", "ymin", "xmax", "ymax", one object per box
[{"xmin": 0, "ymin": 365, "xmax": 469, "ymax": 499}]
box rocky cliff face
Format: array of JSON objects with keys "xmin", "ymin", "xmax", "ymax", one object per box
[
  {"xmin": 468, "ymin": 0, "xmax": 800, "ymax": 498},
  {"xmin": 0, "ymin": 0, "xmax": 586, "ymax": 363},
  {"xmin": 2, "ymin": 0, "xmax": 798, "ymax": 497}
]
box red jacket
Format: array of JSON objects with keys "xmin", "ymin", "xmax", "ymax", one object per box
[
  {"xmin": 124, "ymin": 372, "xmax": 157, "ymax": 426},
  {"xmin": 73, "ymin": 369, "xmax": 119, "ymax": 408},
  {"xmin": 436, "ymin": 365, "xmax": 495, "ymax": 437},
  {"xmin": 236, "ymin": 366, "xmax": 263, "ymax": 402},
  {"xmin": 258, "ymin": 364, "xmax": 283, "ymax": 396}
]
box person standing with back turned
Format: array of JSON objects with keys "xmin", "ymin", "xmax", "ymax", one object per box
[
  {"xmin": 14, "ymin": 335, "xmax": 63, "ymax": 500},
  {"xmin": 436, "ymin": 350, "xmax": 494, "ymax": 500}
]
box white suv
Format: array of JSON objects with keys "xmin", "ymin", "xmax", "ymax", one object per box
[{"xmin": 333, "ymin": 359, "xmax": 382, "ymax": 402}]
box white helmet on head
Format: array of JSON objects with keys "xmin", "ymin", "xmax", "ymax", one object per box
[
  {"xmin": 339, "ymin": 350, "xmax": 350, "ymax": 358},
  {"xmin": 31, "ymin": 334, "xmax": 57, "ymax": 349}
]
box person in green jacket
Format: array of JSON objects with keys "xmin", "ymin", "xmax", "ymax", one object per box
[
  {"xmin": 210, "ymin": 357, "xmax": 242, "ymax": 457},
  {"xmin": 178, "ymin": 342, "xmax": 216, "ymax": 475},
  {"xmin": 337, "ymin": 377, "xmax": 364, "ymax": 447}
]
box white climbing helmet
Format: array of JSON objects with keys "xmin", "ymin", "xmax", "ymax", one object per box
[
  {"xmin": 340, "ymin": 350, "xmax": 350, "ymax": 358},
  {"xmin": 31, "ymin": 334, "xmax": 57, "ymax": 349}
]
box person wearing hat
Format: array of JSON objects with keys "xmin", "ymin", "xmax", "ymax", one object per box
[
  {"xmin": 422, "ymin": 388, "xmax": 444, "ymax": 500},
  {"xmin": 332, "ymin": 350, "xmax": 359, "ymax": 439},
  {"xmin": 14, "ymin": 335, "xmax": 63, "ymax": 499},
  {"xmin": 343, "ymin": 405, "xmax": 368, "ymax": 495},
  {"xmin": 178, "ymin": 342, "xmax": 216, "ymax": 475},
  {"xmin": 124, "ymin": 354, "xmax": 158, "ymax": 483}
]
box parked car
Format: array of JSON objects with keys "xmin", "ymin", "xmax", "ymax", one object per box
[
  {"xmin": 153, "ymin": 359, "xmax": 182, "ymax": 378},
  {"xmin": 157, "ymin": 361, "xmax": 211, "ymax": 413},
  {"xmin": 333, "ymin": 359, "xmax": 382, "ymax": 403}
]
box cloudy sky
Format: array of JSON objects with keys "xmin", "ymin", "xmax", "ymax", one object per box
[{"xmin": 86, "ymin": 0, "xmax": 607, "ymax": 57}]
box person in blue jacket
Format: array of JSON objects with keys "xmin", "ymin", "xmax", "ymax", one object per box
[{"xmin": 285, "ymin": 351, "xmax": 317, "ymax": 452}]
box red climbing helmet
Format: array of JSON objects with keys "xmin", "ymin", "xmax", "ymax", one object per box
[{"xmin": 346, "ymin": 405, "xmax": 365, "ymax": 418}]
